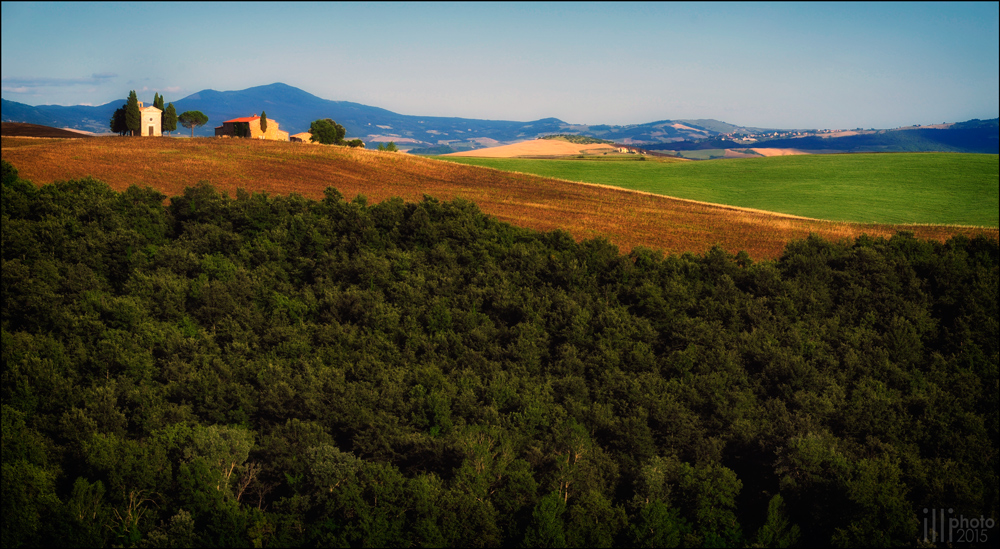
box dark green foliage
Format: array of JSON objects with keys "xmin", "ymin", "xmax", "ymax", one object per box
[
  {"xmin": 259, "ymin": 111, "xmax": 267, "ymax": 135},
  {"xmin": 309, "ymin": 118, "xmax": 345, "ymax": 145},
  {"xmin": 163, "ymin": 103, "xmax": 178, "ymax": 135},
  {"xmin": 233, "ymin": 122, "xmax": 250, "ymax": 138},
  {"xmin": 126, "ymin": 90, "xmax": 141, "ymax": 136},
  {"xmin": 754, "ymin": 495, "xmax": 800, "ymax": 548},
  {"xmin": 409, "ymin": 144, "xmax": 461, "ymax": 155},
  {"xmin": 177, "ymin": 111, "xmax": 209, "ymax": 138},
  {"xmin": 2, "ymin": 161, "xmax": 997, "ymax": 547},
  {"xmin": 110, "ymin": 103, "xmax": 128, "ymax": 136},
  {"xmin": 153, "ymin": 93, "xmax": 165, "ymax": 131}
]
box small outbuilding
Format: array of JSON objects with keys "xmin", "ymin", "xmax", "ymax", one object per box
[{"xmin": 215, "ymin": 115, "xmax": 289, "ymax": 141}]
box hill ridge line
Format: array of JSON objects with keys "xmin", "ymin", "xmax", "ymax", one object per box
[{"xmin": 2, "ymin": 136, "xmax": 995, "ymax": 257}]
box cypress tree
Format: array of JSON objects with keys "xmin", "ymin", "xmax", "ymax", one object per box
[
  {"xmin": 260, "ymin": 111, "xmax": 268, "ymax": 136},
  {"xmin": 164, "ymin": 103, "xmax": 178, "ymax": 136},
  {"xmin": 154, "ymin": 93, "xmax": 165, "ymax": 129},
  {"xmin": 110, "ymin": 104, "xmax": 128, "ymax": 135},
  {"xmin": 126, "ymin": 90, "xmax": 141, "ymax": 136}
]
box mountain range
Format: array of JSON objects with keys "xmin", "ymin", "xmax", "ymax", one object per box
[
  {"xmin": 2, "ymin": 82, "xmax": 996, "ymax": 154},
  {"xmin": 0, "ymin": 83, "xmax": 770, "ymax": 146}
]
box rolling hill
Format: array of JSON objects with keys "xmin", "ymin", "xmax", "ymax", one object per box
[
  {"xmin": 438, "ymin": 154, "xmax": 999, "ymax": 226},
  {"xmin": 2, "ymin": 135, "xmax": 994, "ymax": 259},
  {"xmin": 0, "ymin": 98, "xmax": 122, "ymax": 134},
  {"xmin": 444, "ymin": 138, "xmax": 633, "ymax": 158},
  {"xmin": 0, "ymin": 122, "xmax": 95, "ymax": 138},
  {"xmin": 743, "ymin": 118, "xmax": 999, "ymax": 154},
  {"xmin": 641, "ymin": 119, "xmax": 1000, "ymax": 155}
]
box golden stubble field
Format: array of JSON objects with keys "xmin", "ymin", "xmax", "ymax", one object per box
[
  {"xmin": 3, "ymin": 135, "xmax": 996, "ymax": 259},
  {"xmin": 444, "ymin": 138, "xmax": 621, "ymax": 157}
]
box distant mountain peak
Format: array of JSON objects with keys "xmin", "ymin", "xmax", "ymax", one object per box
[
  {"xmin": 2, "ymin": 83, "xmax": 753, "ymax": 143},
  {"xmin": 6, "ymin": 83, "xmax": 993, "ymax": 154}
]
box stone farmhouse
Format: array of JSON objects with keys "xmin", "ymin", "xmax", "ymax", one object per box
[
  {"xmin": 137, "ymin": 101, "xmax": 161, "ymax": 136},
  {"xmin": 215, "ymin": 115, "xmax": 289, "ymax": 141}
]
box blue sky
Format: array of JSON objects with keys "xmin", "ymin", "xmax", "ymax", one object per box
[{"xmin": 2, "ymin": 1, "xmax": 997, "ymax": 129}]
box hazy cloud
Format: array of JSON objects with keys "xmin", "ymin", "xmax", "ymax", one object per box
[
  {"xmin": 1, "ymin": 73, "xmax": 118, "ymax": 88},
  {"xmin": 137, "ymin": 85, "xmax": 182, "ymax": 94}
]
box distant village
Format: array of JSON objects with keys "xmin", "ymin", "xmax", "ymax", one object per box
[{"xmin": 721, "ymin": 129, "xmax": 858, "ymax": 143}]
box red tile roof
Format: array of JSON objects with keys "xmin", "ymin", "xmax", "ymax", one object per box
[{"xmin": 224, "ymin": 115, "xmax": 260, "ymax": 123}]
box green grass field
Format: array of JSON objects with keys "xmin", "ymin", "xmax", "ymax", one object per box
[
  {"xmin": 674, "ymin": 149, "xmax": 729, "ymax": 160},
  {"xmin": 436, "ymin": 153, "xmax": 999, "ymax": 226}
]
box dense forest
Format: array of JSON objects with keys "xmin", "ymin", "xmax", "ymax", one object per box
[{"xmin": 2, "ymin": 158, "xmax": 997, "ymax": 547}]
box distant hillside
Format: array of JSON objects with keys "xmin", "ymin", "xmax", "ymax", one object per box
[
  {"xmin": 552, "ymin": 120, "xmax": 716, "ymax": 144},
  {"xmin": 2, "ymin": 83, "xmax": 732, "ymax": 146},
  {"xmin": 1, "ymin": 122, "xmax": 94, "ymax": 138},
  {"xmin": 2, "ymin": 84, "xmax": 573, "ymax": 145},
  {"xmin": 0, "ymin": 98, "xmax": 121, "ymax": 134},
  {"xmin": 642, "ymin": 137, "xmax": 751, "ymax": 152},
  {"xmin": 540, "ymin": 134, "xmax": 616, "ymax": 145},
  {"xmin": 674, "ymin": 119, "xmax": 779, "ymax": 134},
  {"xmin": 748, "ymin": 119, "xmax": 999, "ymax": 154},
  {"xmin": 4, "ymin": 84, "xmax": 996, "ymax": 153},
  {"xmin": 636, "ymin": 119, "xmax": 999, "ymax": 155},
  {"xmin": 168, "ymin": 83, "xmax": 575, "ymax": 143}
]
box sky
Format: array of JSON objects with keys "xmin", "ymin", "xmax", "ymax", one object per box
[{"xmin": 2, "ymin": 1, "xmax": 997, "ymax": 129}]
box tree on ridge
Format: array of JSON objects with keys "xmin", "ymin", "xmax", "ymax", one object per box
[
  {"xmin": 154, "ymin": 93, "xmax": 165, "ymax": 129},
  {"xmin": 126, "ymin": 90, "xmax": 141, "ymax": 136},
  {"xmin": 163, "ymin": 103, "xmax": 178, "ymax": 136},
  {"xmin": 309, "ymin": 118, "xmax": 345, "ymax": 145},
  {"xmin": 178, "ymin": 111, "xmax": 209, "ymax": 138},
  {"xmin": 110, "ymin": 103, "xmax": 128, "ymax": 135}
]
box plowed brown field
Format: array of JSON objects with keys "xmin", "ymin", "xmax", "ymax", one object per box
[
  {"xmin": 3, "ymin": 135, "xmax": 995, "ymax": 258},
  {"xmin": 2, "ymin": 122, "xmax": 95, "ymax": 138}
]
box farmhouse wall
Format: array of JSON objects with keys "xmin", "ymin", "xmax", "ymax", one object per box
[
  {"xmin": 215, "ymin": 122, "xmax": 235, "ymax": 138},
  {"xmin": 215, "ymin": 116, "xmax": 289, "ymax": 141}
]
